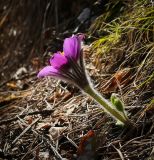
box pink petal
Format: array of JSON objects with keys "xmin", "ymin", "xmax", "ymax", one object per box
[
  {"xmin": 37, "ymin": 66, "xmax": 59, "ymax": 78},
  {"xmin": 50, "ymin": 52, "xmax": 68, "ymax": 69},
  {"xmin": 63, "ymin": 36, "xmax": 81, "ymax": 61}
]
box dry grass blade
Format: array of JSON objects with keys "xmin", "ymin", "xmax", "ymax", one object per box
[
  {"xmin": 112, "ymin": 144, "xmax": 125, "ymax": 160},
  {"xmin": 12, "ymin": 117, "xmax": 40, "ymax": 144}
]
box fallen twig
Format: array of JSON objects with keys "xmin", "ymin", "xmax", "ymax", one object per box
[
  {"xmin": 0, "ymin": 109, "xmax": 54, "ymax": 125},
  {"xmin": 12, "ymin": 117, "xmax": 40, "ymax": 144}
]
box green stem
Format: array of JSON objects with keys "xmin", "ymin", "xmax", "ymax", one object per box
[{"xmin": 84, "ymin": 85, "xmax": 131, "ymax": 126}]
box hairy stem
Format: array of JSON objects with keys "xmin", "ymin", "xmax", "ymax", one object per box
[{"xmin": 83, "ymin": 85, "xmax": 132, "ymax": 126}]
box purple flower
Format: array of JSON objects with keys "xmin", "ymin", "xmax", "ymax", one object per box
[
  {"xmin": 37, "ymin": 66, "xmax": 58, "ymax": 78},
  {"xmin": 50, "ymin": 52, "xmax": 68, "ymax": 69},
  {"xmin": 37, "ymin": 35, "xmax": 132, "ymax": 126},
  {"xmin": 63, "ymin": 36, "xmax": 81, "ymax": 61},
  {"xmin": 37, "ymin": 35, "xmax": 88, "ymax": 89}
]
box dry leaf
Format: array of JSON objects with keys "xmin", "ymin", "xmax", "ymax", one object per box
[
  {"xmin": 77, "ymin": 130, "xmax": 96, "ymax": 160},
  {"xmin": 103, "ymin": 68, "xmax": 131, "ymax": 92}
]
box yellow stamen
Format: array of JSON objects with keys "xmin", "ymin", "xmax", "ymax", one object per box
[{"xmin": 61, "ymin": 51, "xmax": 64, "ymax": 55}]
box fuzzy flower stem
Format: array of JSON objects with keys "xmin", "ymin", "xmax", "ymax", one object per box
[{"xmin": 83, "ymin": 85, "xmax": 131, "ymax": 126}]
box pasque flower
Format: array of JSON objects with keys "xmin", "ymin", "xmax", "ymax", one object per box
[
  {"xmin": 38, "ymin": 35, "xmax": 132, "ymax": 127},
  {"xmin": 38, "ymin": 35, "xmax": 89, "ymax": 89}
]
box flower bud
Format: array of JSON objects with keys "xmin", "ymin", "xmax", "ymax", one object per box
[{"xmin": 110, "ymin": 94, "xmax": 124, "ymax": 112}]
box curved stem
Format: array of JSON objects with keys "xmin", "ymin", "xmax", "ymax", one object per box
[{"xmin": 83, "ymin": 85, "xmax": 131, "ymax": 126}]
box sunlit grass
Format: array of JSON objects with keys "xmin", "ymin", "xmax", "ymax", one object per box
[
  {"xmin": 89, "ymin": 0, "xmax": 154, "ymax": 55},
  {"xmin": 88, "ymin": 0, "xmax": 154, "ymax": 107}
]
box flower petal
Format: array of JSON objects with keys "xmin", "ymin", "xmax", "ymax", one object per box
[
  {"xmin": 63, "ymin": 36, "xmax": 81, "ymax": 61},
  {"xmin": 50, "ymin": 52, "xmax": 68, "ymax": 69},
  {"xmin": 37, "ymin": 66, "xmax": 59, "ymax": 78}
]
